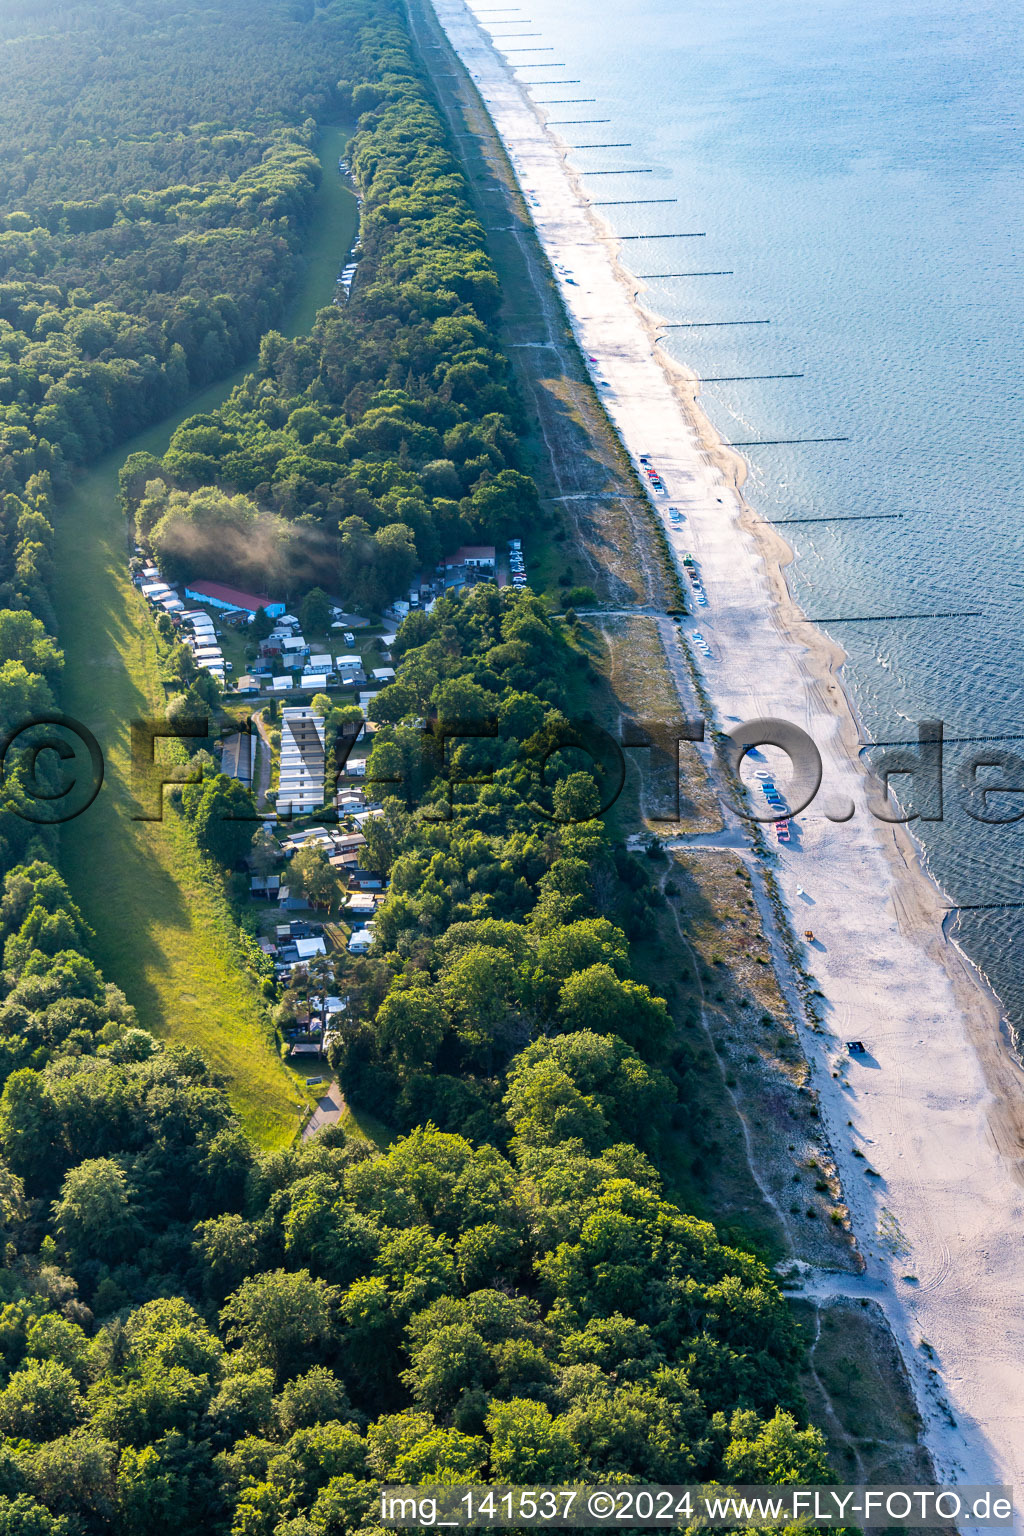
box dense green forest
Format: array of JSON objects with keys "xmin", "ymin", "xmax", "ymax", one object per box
[
  {"xmin": 0, "ymin": 0, "xmax": 357, "ymax": 648},
  {"xmin": 0, "ymin": 0, "xmax": 840, "ymax": 1530},
  {"xmin": 123, "ymin": 5, "xmax": 540, "ymax": 609},
  {"xmin": 0, "ymin": 0, "xmax": 354, "ymax": 865}
]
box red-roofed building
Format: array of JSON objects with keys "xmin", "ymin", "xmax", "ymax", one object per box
[
  {"xmin": 444, "ymin": 545, "xmax": 496, "ymax": 569},
  {"xmin": 184, "ymin": 581, "xmax": 285, "ymax": 616}
]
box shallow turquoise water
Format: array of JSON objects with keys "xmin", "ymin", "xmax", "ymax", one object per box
[{"xmin": 495, "ymin": 0, "xmax": 1024, "ymax": 1022}]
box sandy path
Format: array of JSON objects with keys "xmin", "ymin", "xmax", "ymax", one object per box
[{"xmin": 427, "ymin": 0, "xmax": 1024, "ymax": 1507}]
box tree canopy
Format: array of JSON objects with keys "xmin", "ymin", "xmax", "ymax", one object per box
[
  {"xmin": 0, "ymin": 0, "xmax": 842, "ymax": 1529},
  {"xmin": 119, "ymin": 3, "xmax": 542, "ymax": 614}
]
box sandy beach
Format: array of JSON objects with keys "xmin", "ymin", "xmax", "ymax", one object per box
[{"xmin": 427, "ymin": 0, "xmax": 1024, "ymax": 1507}]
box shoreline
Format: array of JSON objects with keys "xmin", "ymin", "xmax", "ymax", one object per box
[
  {"xmin": 608, "ymin": 202, "xmax": 1024, "ymax": 1480},
  {"xmin": 427, "ymin": 0, "xmax": 1024, "ymax": 1507},
  {"xmin": 625, "ymin": 252, "xmax": 1024, "ymax": 1157}
]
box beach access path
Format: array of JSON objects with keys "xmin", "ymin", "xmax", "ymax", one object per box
[{"xmin": 427, "ymin": 0, "xmax": 1024, "ymax": 1504}]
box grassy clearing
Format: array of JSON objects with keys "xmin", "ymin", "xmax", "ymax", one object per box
[
  {"xmin": 627, "ymin": 891, "xmax": 788, "ymax": 1261},
  {"xmin": 55, "ymin": 494, "xmax": 310, "ymax": 1148},
  {"xmin": 601, "ymin": 615, "xmax": 681, "ymax": 720},
  {"xmin": 282, "ymin": 1054, "xmax": 393, "ymax": 1151},
  {"xmin": 793, "ymin": 1299, "xmax": 933, "ymax": 1483},
  {"xmin": 596, "ymin": 615, "xmax": 720, "ymax": 832},
  {"xmin": 665, "ymin": 847, "xmax": 856, "ymax": 1267},
  {"xmin": 51, "ymin": 127, "xmax": 356, "ymax": 1148},
  {"xmin": 339, "ymin": 1103, "xmax": 392, "ymax": 1149}
]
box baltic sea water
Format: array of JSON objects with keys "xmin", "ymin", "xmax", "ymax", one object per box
[{"xmin": 490, "ymin": 0, "xmax": 1024, "ymax": 1028}]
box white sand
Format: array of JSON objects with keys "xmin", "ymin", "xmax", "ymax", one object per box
[{"xmin": 428, "ymin": 0, "xmax": 1024, "ymax": 1509}]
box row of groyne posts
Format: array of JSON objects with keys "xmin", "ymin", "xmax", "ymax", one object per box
[{"xmin": 428, "ymin": 8, "xmax": 1002, "ymax": 918}]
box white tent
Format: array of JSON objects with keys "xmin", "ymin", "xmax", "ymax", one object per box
[{"xmin": 295, "ymin": 936, "xmax": 327, "ymax": 960}]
